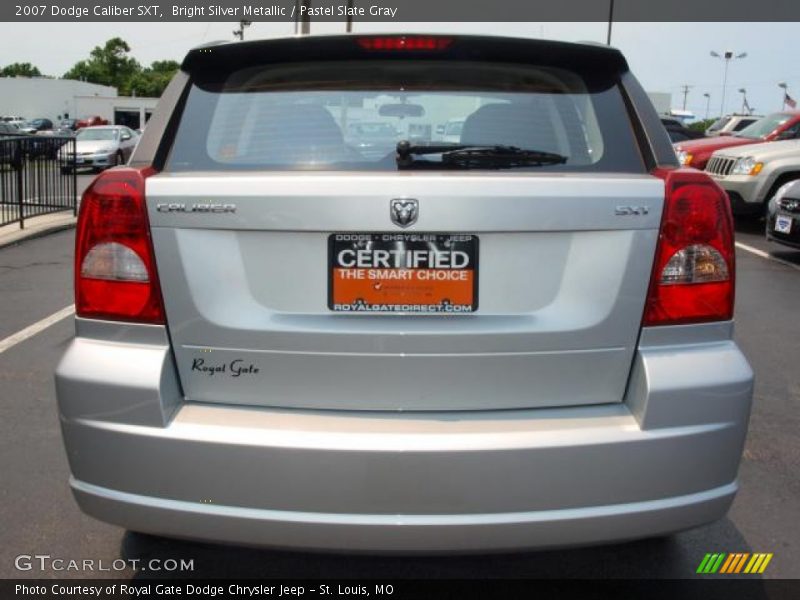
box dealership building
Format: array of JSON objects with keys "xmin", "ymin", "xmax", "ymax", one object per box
[{"xmin": 0, "ymin": 76, "xmax": 158, "ymax": 129}]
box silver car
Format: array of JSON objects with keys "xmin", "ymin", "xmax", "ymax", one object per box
[
  {"xmin": 59, "ymin": 125, "xmax": 138, "ymax": 173},
  {"xmin": 56, "ymin": 35, "xmax": 753, "ymax": 552}
]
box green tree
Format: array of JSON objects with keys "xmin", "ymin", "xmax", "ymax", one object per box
[
  {"xmin": 63, "ymin": 37, "xmax": 141, "ymax": 94},
  {"xmin": 688, "ymin": 118, "xmax": 717, "ymax": 133},
  {"xmin": 0, "ymin": 62, "xmax": 42, "ymax": 77},
  {"xmin": 127, "ymin": 60, "xmax": 180, "ymax": 97}
]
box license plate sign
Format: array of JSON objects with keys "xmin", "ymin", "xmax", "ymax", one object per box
[
  {"xmin": 776, "ymin": 215, "xmax": 793, "ymax": 234},
  {"xmin": 329, "ymin": 233, "xmax": 478, "ymax": 313}
]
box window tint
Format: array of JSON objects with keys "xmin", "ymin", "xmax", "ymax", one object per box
[
  {"xmin": 667, "ymin": 130, "xmax": 690, "ymax": 143},
  {"xmin": 167, "ymin": 60, "xmax": 643, "ymax": 173},
  {"xmin": 732, "ymin": 119, "xmax": 756, "ymax": 132}
]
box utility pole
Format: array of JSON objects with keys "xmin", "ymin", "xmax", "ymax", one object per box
[
  {"xmin": 233, "ymin": 20, "xmax": 251, "ymax": 40},
  {"xmin": 345, "ymin": 0, "xmax": 354, "ymax": 32},
  {"xmin": 295, "ymin": 0, "xmax": 311, "ymax": 34},
  {"xmin": 606, "ymin": 0, "xmax": 614, "ymax": 45},
  {"xmin": 681, "ymin": 85, "xmax": 692, "ymax": 110}
]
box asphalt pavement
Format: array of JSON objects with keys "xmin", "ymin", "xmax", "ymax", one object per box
[{"xmin": 0, "ymin": 186, "xmax": 797, "ymax": 580}]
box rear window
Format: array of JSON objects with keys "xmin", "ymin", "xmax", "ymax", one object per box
[{"xmin": 167, "ymin": 60, "xmax": 643, "ymax": 173}]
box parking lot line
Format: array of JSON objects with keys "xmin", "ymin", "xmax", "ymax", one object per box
[
  {"xmin": 735, "ymin": 241, "xmax": 800, "ymax": 272},
  {"xmin": 0, "ymin": 304, "xmax": 74, "ymax": 355}
]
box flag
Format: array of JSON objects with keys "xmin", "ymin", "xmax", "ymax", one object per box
[{"xmin": 786, "ymin": 92, "xmax": 797, "ymax": 109}]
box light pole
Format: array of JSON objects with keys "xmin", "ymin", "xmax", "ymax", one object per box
[
  {"xmin": 710, "ymin": 50, "xmax": 747, "ymax": 118},
  {"xmin": 606, "ymin": 0, "xmax": 614, "ymax": 45},
  {"xmin": 738, "ymin": 88, "xmax": 748, "ymax": 114},
  {"xmin": 779, "ymin": 82, "xmax": 788, "ymax": 110},
  {"xmin": 703, "ymin": 93, "xmax": 711, "ymax": 120}
]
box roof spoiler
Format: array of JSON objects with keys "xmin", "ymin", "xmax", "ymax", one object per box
[{"xmin": 181, "ymin": 34, "xmax": 629, "ymax": 76}]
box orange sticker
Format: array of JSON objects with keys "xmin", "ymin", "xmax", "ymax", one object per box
[{"xmin": 328, "ymin": 233, "xmax": 478, "ymax": 313}]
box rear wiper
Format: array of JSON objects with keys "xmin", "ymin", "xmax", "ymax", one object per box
[{"xmin": 396, "ymin": 140, "xmax": 568, "ymax": 169}]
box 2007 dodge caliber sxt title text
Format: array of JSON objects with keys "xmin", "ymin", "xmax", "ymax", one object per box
[{"xmin": 55, "ymin": 34, "xmax": 754, "ymax": 552}]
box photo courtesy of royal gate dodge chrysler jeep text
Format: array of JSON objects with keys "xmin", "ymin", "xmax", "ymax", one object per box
[{"xmin": 55, "ymin": 34, "xmax": 754, "ymax": 552}]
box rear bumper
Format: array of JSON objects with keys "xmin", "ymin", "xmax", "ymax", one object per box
[
  {"xmin": 71, "ymin": 478, "xmax": 737, "ymax": 553},
  {"xmin": 56, "ymin": 322, "xmax": 754, "ymax": 552},
  {"xmin": 62, "ymin": 153, "xmax": 114, "ymax": 168}
]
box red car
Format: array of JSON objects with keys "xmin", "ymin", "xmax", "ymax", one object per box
[
  {"xmin": 76, "ymin": 115, "xmax": 109, "ymax": 129},
  {"xmin": 675, "ymin": 111, "xmax": 800, "ymax": 169}
]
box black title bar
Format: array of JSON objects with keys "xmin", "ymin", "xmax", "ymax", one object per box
[
  {"xmin": 4, "ymin": 0, "xmax": 800, "ymax": 22},
  {"xmin": 4, "ymin": 579, "xmax": 800, "ymax": 600}
]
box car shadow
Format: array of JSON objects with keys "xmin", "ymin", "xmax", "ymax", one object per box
[
  {"xmin": 734, "ymin": 215, "xmax": 766, "ymax": 236},
  {"xmin": 121, "ymin": 517, "xmax": 764, "ymax": 582}
]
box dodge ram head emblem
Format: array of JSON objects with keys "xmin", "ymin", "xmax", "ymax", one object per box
[{"xmin": 390, "ymin": 198, "xmax": 418, "ymax": 228}]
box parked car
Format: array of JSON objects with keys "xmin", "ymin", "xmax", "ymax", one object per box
[
  {"xmin": 344, "ymin": 121, "xmax": 398, "ymax": 159},
  {"xmin": 766, "ymin": 179, "xmax": 800, "ymax": 249},
  {"xmin": 705, "ymin": 139, "xmax": 800, "ymax": 215},
  {"xmin": 17, "ymin": 118, "xmax": 54, "ymax": 134},
  {"xmin": 58, "ymin": 125, "xmax": 138, "ymax": 173},
  {"xmin": 1, "ymin": 115, "xmax": 27, "ymax": 127},
  {"xmin": 0, "ymin": 122, "xmax": 26, "ymax": 168},
  {"xmin": 76, "ymin": 115, "xmax": 110, "ymax": 129},
  {"xmin": 706, "ymin": 114, "xmax": 761, "ymax": 137},
  {"xmin": 438, "ymin": 117, "xmax": 466, "ymax": 143},
  {"xmin": 59, "ymin": 118, "xmax": 79, "ymax": 131},
  {"xmin": 0, "ymin": 122, "xmax": 22, "ymax": 135},
  {"xmin": 406, "ymin": 122, "xmax": 432, "ymax": 143},
  {"xmin": 660, "ymin": 117, "xmax": 704, "ymax": 143},
  {"xmin": 27, "ymin": 128, "xmax": 74, "ymax": 160},
  {"xmin": 56, "ymin": 34, "xmax": 752, "ymax": 553},
  {"xmin": 675, "ymin": 111, "xmax": 800, "ymax": 169}
]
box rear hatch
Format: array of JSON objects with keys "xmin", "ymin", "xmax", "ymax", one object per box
[{"xmin": 146, "ymin": 35, "xmax": 665, "ymax": 411}]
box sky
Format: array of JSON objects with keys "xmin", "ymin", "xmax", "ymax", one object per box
[{"xmin": 0, "ymin": 21, "xmax": 797, "ymax": 120}]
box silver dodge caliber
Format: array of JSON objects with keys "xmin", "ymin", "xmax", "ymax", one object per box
[{"xmin": 56, "ymin": 35, "xmax": 754, "ymax": 552}]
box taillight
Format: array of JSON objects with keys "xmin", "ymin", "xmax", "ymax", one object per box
[
  {"xmin": 643, "ymin": 168, "xmax": 735, "ymax": 326},
  {"xmin": 75, "ymin": 166, "xmax": 165, "ymax": 323},
  {"xmin": 356, "ymin": 36, "xmax": 453, "ymax": 51}
]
